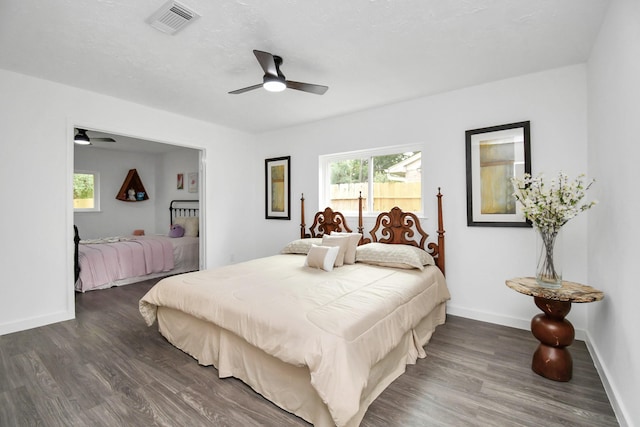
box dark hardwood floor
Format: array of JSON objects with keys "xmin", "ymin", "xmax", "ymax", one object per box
[{"xmin": 0, "ymin": 279, "xmax": 618, "ymax": 426}]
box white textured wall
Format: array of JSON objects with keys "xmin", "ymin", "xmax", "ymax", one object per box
[
  {"xmin": 588, "ymin": 0, "xmax": 640, "ymax": 424},
  {"xmin": 254, "ymin": 65, "xmax": 590, "ymax": 334},
  {"xmin": 74, "ymin": 147, "xmax": 159, "ymax": 238},
  {"xmin": 154, "ymin": 149, "xmax": 200, "ymax": 235},
  {"xmin": 0, "ymin": 69, "xmax": 252, "ymax": 335}
]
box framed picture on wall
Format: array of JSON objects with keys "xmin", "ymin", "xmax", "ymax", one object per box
[
  {"xmin": 265, "ymin": 156, "xmax": 291, "ymax": 220},
  {"xmin": 466, "ymin": 121, "xmax": 532, "ymax": 227},
  {"xmin": 177, "ymin": 173, "xmax": 184, "ymax": 190},
  {"xmin": 188, "ymin": 172, "xmax": 198, "ymax": 194}
]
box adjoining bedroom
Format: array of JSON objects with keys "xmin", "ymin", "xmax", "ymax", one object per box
[{"xmin": 73, "ymin": 129, "xmax": 202, "ymax": 293}]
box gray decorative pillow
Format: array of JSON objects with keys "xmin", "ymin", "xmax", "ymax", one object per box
[
  {"xmin": 355, "ymin": 243, "xmax": 435, "ymax": 270},
  {"xmin": 281, "ymin": 238, "xmax": 323, "ymax": 255}
]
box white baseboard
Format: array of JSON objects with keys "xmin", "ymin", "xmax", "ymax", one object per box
[
  {"xmin": 446, "ymin": 304, "xmax": 587, "ymax": 341},
  {"xmin": 585, "ymin": 331, "xmax": 632, "ymax": 427},
  {"xmin": 0, "ymin": 310, "xmax": 73, "ymax": 336}
]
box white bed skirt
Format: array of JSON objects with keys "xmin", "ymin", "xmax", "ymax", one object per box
[{"xmin": 156, "ymin": 302, "xmax": 447, "ymax": 427}]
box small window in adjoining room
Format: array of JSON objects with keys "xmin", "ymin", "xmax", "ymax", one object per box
[
  {"xmin": 320, "ymin": 145, "xmax": 422, "ymax": 216},
  {"xmin": 74, "ymin": 171, "xmax": 100, "ymax": 212}
]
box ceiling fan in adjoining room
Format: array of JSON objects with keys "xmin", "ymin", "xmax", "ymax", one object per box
[
  {"xmin": 74, "ymin": 129, "xmax": 116, "ymax": 145},
  {"xmin": 229, "ymin": 50, "xmax": 328, "ymax": 95}
]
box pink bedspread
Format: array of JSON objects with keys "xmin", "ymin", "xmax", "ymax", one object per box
[{"xmin": 77, "ymin": 236, "xmax": 174, "ymax": 292}]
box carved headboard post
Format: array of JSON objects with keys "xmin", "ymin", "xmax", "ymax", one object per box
[
  {"xmin": 300, "ymin": 193, "xmax": 307, "ymax": 239},
  {"xmin": 358, "ymin": 191, "xmax": 364, "ymax": 236},
  {"xmin": 437, "ymin": 188, "xmax": 445, "ymax": 276}
]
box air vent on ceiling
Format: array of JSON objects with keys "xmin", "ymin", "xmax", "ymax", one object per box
[{"xmin": 146, "ymin": 1, "xmax": 200, "ymax": 35}]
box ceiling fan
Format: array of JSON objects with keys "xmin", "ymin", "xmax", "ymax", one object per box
[
  {"xmin": 229, "ymin": 50, "xmax": 328, "ymax": 95},
  {"xmin": 74, "ymin": 129, "xmax": 116, "ymax": 145}
]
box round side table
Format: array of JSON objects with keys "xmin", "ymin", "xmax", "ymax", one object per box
[{"xmin": 505, "ymin": 277, "xmax": 604, "ymax": 382}]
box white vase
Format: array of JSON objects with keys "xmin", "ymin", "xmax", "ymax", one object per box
[{"xmin": 535, "ymin": 227, "xmax": 563, "ymax": 288}]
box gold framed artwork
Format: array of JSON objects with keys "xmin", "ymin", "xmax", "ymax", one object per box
[
  {"xmin": 177, "ymin": 173, "xmax": 184, "ymax": 190},
  {"xmin": 466, "ymin": 121, "xmax": 531, "ymax": 227},
  {"xmin": 265, "ymin": 156, "xmax": 291, "ymax": 220}
]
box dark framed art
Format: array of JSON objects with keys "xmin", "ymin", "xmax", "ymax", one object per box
[
  {"xmin": 466, "ymin": 121, "xmax": 531, "ymax": 227},
  {"xmin": 265, "ymin": 156, "xmax": 291, "ymax": 220}
]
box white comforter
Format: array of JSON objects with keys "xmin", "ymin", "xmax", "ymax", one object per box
[{"xmin": 139, "ymin": 254, "xmax": 450, "ymax": 426}]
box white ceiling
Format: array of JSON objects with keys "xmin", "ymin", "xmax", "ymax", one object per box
[{"xmin": 0, "ymin": 0, "xmax": 610, "ymax": 134}]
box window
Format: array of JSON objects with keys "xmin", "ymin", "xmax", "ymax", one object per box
[
  {"xmin": 320, "ymin": 145, "xmax": 422, "ymax": 215},
  {"xmin": 74, "ymin": 171, "xmax": 100, "ymax": 212}
]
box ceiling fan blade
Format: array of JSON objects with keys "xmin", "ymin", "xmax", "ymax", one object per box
[
  {"xmin": 229, "ymin": 83, "xmax": 263, "ymax": 95},
  {"xmin": 286, "ymin": 80, "xmax": 328, "ymax": 95},
  {"xmin": 253, "ymin": 50, "xmax": 278, "ymax": 76},
  {"xmin": 92, "ymin": 137, "xmax": 116, "ymax": 143}
]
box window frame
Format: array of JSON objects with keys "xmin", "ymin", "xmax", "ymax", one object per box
[
  {"xmin": 319, "ymin": 144, "xmax": 424, "ymax": 217},
  {"xmin": 73, "ymin": 170, "xmax": 101, "ymax": 212}
]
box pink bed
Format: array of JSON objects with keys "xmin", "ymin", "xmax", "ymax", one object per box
[{"xmin": 74, "ymin": 199, "xmax": 200, "ymax": 292}]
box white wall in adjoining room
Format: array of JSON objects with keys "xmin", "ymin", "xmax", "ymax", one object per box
[
  {"xmin": 154, "ymin": 148, "xmax": 200, "ymax": 235},
  {"xmin": 74, "ymin": 146, "xmax": 159, "ymax": 238},
  {"xmin": 253, "ymin": 64, "xmax": 590, "ymax": 335},
  {"xmin": 587, "ymin": 0, "xmax": 639, "ymax": 424},
  {"xmin": 0, "ymin": 68, "xmax": 252, "ymax": 336}
]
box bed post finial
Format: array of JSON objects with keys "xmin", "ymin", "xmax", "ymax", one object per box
[
  {"xmin": 436, "ymin": 188, "xmax": 445, "ymax": 276},
  {"xmin": 358, "ymin": 191, "xmax": 364, "ymax": 236},
  {"xmin": 300, "ymin": 193, "xmax": 306, "ymax": 239}
]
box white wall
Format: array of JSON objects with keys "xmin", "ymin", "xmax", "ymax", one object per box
[
  {"xmin": 74, "ymin": 147, "xmax": 159, "ymax": 238},
  {"xmin": 588, "ymin": 0, "xmax": 639, "ymax": 424},
  {"xmin": 0, "ymin": 69, "xmax": 252, "ymax": 335},
  {"xmin": 254, "ymin": 65, "xmax": 591, "ymax": 334},
  {"xmin": 154, "ymin": 148, "xmax": 200, "ymax": 235}
]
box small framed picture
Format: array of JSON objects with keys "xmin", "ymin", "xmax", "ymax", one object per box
[
  {"xmin": 466, "ymin": 121, "xmax": 531, "ymax": 227},
  {"xmin": 177, "ymin": 173, "xmax": 184, "ymax": 190},
  {"xmin": 265, "ymin": 156, "xmax": 291, "ymax": 220},
  {"xmin": 188, "ymin": 172, "xmax": 198, "ymax": 194}
]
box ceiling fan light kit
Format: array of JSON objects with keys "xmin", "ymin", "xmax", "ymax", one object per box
[
  {"xmin": 230, "ymin": 50, "xmax": 328, "ymax": 95},
  {"xmin": 74, "ymin": 129, "xmax": 91, "ymax": 145},
  {"xmin": 263, "ymin": 75, "xmax": 286, "ymax": 92},
  {"xmin": 74, "ymin": 128, "xmax": 117, "ymax": 145}
]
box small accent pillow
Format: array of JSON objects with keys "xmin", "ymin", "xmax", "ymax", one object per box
[
  {"xmin": 330, "ymin": 232, "xmax": 362, "ymax": 264},
  {"xmin": 305, "ymin": 244, "xmax": 340, "ymax": 272},
  {"xmin": 321, "ymin": 235, "xmax": 350, "ymax": 267},
  {"xmin": 174, "ymin": 216, "xmax": 199, "ymax": 237},
  {"xmin": 282, "ymin": 238, "xmax": 323, "ymax": 255},
  {"xmin": 355, "ymin": 242, "xmax": 435, "ymax": 271},
  {"xmin": 168, "ymin": 224, "xmax": 185, "ymax": 238}
]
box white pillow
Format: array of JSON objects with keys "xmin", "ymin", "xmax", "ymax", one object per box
[
  {"xmin": 330, "ymin": 232, "xmax": 362, "ymax": 264},
  {"xmin": 281, "ymin": 238, "xmax": 322, "ymax": 255},
  {"xmin": 355, "ymin": 243, "xmax": 435, "ymax": 271},
  {"xmin": 173, "ymin": 216, "xmax": 199, "ymax": 237},
  {"xmin": 321, "ymin": 235, "xmax": 350, "ymax": 267},
  {"xmin": 305, "ymin": 244, "xmax": 340, "ymax": 272}
]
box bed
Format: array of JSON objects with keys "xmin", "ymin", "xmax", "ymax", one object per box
[
  {"xmin": 74, "ymin": 200, "xmax": 200, "ymax": 292},
  {"xmin": 139, "ymin": 191, "xmax": 449, "ymax": 426}
]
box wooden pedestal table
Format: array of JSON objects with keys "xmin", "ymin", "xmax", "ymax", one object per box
[{"xmin": 505, "ymin": 277, "xmax": 604, "ymax": 382}]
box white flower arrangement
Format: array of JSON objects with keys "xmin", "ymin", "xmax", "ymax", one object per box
[
  {"xmin": 511, "ymin": 172, "xmax": 597, "ymax": 233},
  {"xmin": 511, "ymin": 172, "xmax": 596, "ymax": 286}
]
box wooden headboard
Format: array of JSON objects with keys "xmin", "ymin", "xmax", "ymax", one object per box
[
  {"xmin": 300, "ymin": 194, "xmax": 353, "ymax": 238},
  {"xmin": 300, "ymin": 189, "xmax": 445, "ymax": 275},
  {"xmin": 362, "ymin": 189, "xmax": 445, "ymax": 275}
]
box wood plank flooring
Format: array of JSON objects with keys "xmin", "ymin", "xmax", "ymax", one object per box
[{"xmin": 0, "ymin": 279, "xmax": 618, "ymax": 426}]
